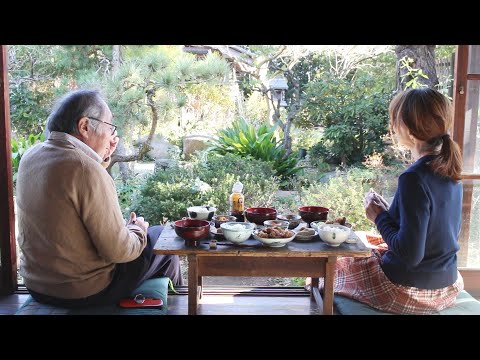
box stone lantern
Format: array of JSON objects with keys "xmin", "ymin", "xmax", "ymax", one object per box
[{"xmin": 269, "ymin": 75, "xmax": 288, "ymax": 107}]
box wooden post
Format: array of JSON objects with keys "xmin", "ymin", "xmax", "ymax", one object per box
[
  {"xmin": 187, "ymin": 254, "xmax": 199, "ymax": 315},
  {"xmin": 0, "ymin": 45, "xmax": 17, "ymax": 294},
  {"xmin": 452, "ymin": 45, "xmax": 470, "ymax": 267}
]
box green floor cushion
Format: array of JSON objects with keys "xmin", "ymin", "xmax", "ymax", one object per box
[
  {"xmin": 334, "ymin": 290, "xmax": 480, "ymax": 315},
  {"xmin": 15, "ymin": 277, "xmax": 169, "ymax": 315}
]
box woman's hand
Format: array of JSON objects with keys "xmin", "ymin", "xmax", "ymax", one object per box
[
  {"xmin": 365, "ymin": 198, "xmax": 388, "ymax": 223},
  {"xmin": 374, "ymin": 193, "xmax": 390, "ymax": 210}
]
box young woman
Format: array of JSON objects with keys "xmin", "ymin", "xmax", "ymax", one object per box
[{"xmin": 319, "ymin": 88, "xmax": 464, "ymax": 314}]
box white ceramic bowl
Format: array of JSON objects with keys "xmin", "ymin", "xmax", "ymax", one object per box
[
  {"xmin": 310, "ymin": 221, "xmax": 326, "ymax": 231},
  {"xmin": 220, "ymin": 222, "xmax": 255, "ymax": 244},
  {"xmin": 277, "ymin": 214, "xmax": 302, "ymax": 229},
  {"xmin": 263, "ymin": 220, "xmax": 289, "ymax": 229},
  {"xmin": 252, "ymin": 230, "xmax": 296, "ymax": 247},
  {"xmin": 187, "ymin": 206, "xmax": 216, "ymax": 221},
  {"xmin": 318, "ymin": 224, "xmax": 351, "ymax": 247}
]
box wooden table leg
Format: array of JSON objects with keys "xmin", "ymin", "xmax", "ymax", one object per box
[
  {"xmin": 310, "ymin": 277, "xmax": 319, "ymax": 300},
  {"xmin": 198, "ymin": 276, "xmax": 203, "ymax": 299},
  {"xmin": 323, "ymin": 256, "xmax": 337, "ymax": 315},
  {"xmin": 187, "ymin": 254, "xmax": 199, "ymax": 315}
]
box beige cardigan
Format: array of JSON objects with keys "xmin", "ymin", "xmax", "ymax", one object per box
[{"xmin": 16, "ymin": 132, "xmax": 147, "ymax": 299}]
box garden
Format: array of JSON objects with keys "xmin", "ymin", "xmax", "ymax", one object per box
[{"xmin": 8, "ymin": 45, "xmax": 458, "ymax": 284}]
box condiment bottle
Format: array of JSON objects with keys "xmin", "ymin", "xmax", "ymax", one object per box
[{"xmin": 229, "ymin": 181, "xmax": 245, "ymax": 222}]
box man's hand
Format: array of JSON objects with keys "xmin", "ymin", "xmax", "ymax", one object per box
[
  {"xmin": 104, "ymin": 136, "xmax": 120, "ymax": 161},
  {"xmin": 128, "ymin": 211, "xmax": 149, "ymax": 233}
]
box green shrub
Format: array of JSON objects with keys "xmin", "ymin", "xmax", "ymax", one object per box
[
  {"xmin": 11, "ymin": 133, "xmax": 45, "ymax": 185},
  {"xmin": 209, "ymin": 117, "xmax": 303, "ymax": 184},
  {"xmin": 192, "ymin": 153, "xmax": 281, "ymax": 210},
  {"xmin": 133, "ymin": 153, "xmax": 281, "ymax": 224},
  {"xmin": 299, "ymin": 75, "xmax": 392, "ymax": 166},
  {"xmin": 115, "ymin": 173, "xmax": 149, "ymax": 218},
  {"xmin": 299, "ymin": 167, "xmax": 401, "ymax": 231}
]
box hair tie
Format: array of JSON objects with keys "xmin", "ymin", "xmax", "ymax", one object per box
[{"xmin": 442, "ymin": 134, "xmax": 450, "ymax": 141}]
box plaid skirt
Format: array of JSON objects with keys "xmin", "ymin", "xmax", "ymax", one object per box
[{"xmin": 317, "ymin": 237, "xmax": 464, "ymax": 315}]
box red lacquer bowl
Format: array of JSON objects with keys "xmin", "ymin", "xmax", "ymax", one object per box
[
  {"xmin": 174, "ymin": 219, "xmax": 210, "ymax": 246},
  {"xmin": 298, "ymin": 206, "xmax": 329, "ymax": 225},
  {"xmin": 245, "ymin": 207, "xmax": 277, "ymax": 225}
]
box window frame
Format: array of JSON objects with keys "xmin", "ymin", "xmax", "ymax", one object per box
[{"xmin": 1, "ymin": 45, "xmax": 480, "ymax": 296}]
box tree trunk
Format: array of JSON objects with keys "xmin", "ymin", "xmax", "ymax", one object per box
[
  {"xmin": 112, "ymin": 45, "xmax": 122, "ymax": 73},
  {"xmin": 107, "ymin": 92, "xmax": 158, "ymax": 172},
  {"xmin": 107, "ymin": 45, "xmax": 131, "ymax": 181},
  {"xmin": 108, "ymin": 140, "xmax": 132, "ymax": 183},
  {"xmin": 395, "ymin": 45, "xmax": 438, "ymax": 91},
  {"xmin": 281, "ymin": 70, "xmax": 302, "ymax": 157}
]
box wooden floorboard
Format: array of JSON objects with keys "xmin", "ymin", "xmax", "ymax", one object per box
[
  {"xmin": 0, "ymin": 290, "xmax": 321, "ymax": 315},
  {"xmin": 0, "ymin": 294, "xmax": 30, "ymax": 315},
  {"xmin": 167, "ymin": 293, "xmax": 323, "ymax": 315}
]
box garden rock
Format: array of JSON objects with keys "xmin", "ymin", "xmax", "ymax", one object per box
[
  {"xmin": 183, "ymin": 135, "xmax": 214, "ymax": 160},
  {"xmin": 135, "ymin": 135, "xmax": 177, "ymax": 160}
]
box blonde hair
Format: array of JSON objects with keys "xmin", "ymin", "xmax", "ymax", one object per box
[{"xmin": 389, "ymin": 88, "xmax": 462, "ymax": 182}]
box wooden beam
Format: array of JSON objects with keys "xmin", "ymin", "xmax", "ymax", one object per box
[
  {"xmin": 0, "ymin": 45, "xmax": 17, "ymax": 295},
  {"xmin": 461, "ymin": 174, "xmax": 480, "ymax": 180},
  {"xmin": 467, "ymin": 74, "xmax": 480, "ymax": 80},
  {"xmin": 453, "ymin": 45, "xmax": 471, "ymax": 266},
  {"xmin": 459, "ymin": 268, "xmax": 480, "ymax": 298},
  {"xmin": 452, "ymin": 45, "xmax": 468, "ymax": 152}
]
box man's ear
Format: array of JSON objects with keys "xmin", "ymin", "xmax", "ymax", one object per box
[{"xmin": 76, "ymin": 117, "xmax": 90, "ymax": 139}]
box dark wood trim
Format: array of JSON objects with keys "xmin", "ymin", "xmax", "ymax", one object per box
[
  {"xmin": 461, "ymin": 174, "xmax": 480, "ymax": 180},
  {"xmin": 467, "ymin": 74, "xmax": 480, "ymax": 80},
  {"xmin": 197, "ymin": 257, "xmax": 326, "ymax": 276},
  {"xmin": 459, "ymin": 268, "xmax": 480, "ymax": 298},
  {"xmin": 452, "ymin": 45, "xmax": 468, "ymax": 149},
  {"xmin": 0, "ymin": 45, "xmax": 17, "ymax": 295},
  {"xmin": 453, "ymin": 45, "xmax": 471, "ymax": 265},
  {"xmin": 458, "ymin": 181, "xmax": 473, "ymax": 266}
]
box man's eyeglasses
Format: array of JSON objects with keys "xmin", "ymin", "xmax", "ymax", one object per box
[{"xmin": 87, "ymin": 117, "xmax": 118, "ymax": 136}]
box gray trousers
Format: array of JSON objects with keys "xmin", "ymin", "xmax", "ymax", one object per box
[{"xmin": 136, "ymin": 225, "xmax": 184, "ymax": 286}]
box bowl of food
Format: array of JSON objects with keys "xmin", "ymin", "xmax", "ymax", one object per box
[
  {"xmin": 294, "ymin": 227, "xmax": 317, "ymax": 242},
  {"xmin": 277, "ymin": 214, "xmax": 302, "ymax": 229},
  {"xmin": 298, "ymin": 206, "xmax": 329, "ymax": 225},
  {"xmin": 245, "ymin": 207, "xmax": 277, "ymax": 225},
  {"xmin": 220, "ymin": 222, "xmax": 255, "ymax": 244},
  {"xmin": 263, "ymin": 219, "xmax": 289, "ymax": 229},
  {"xmin": 318, "ymin": 224, "xmax": 351, "ymax": 247},
  {"xmin": 187, "ymin": 206, "xmax": 216, "ymax": 221},
  {"xmin": 212, "ymin": 215, "xmax": 237, "ymax": 228},
  {"xmin": 174, "ymin": 219, "xmax": 210, "ymax": 246},
  {"xmin": 253, "ymin": 226, "xmax": 296, "ymax": 247}
]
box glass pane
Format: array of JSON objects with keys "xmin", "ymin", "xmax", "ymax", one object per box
[
  {"xmin": 463, "ymin": 80, "xmax": 480, "ymax": 173},
  {"xmin": 460, "ymin": 180, "xmax": 480, "ymax": 267},
  {"xmin": 468, "ymin": 45, "xmax": 480, "ymax": 74}
]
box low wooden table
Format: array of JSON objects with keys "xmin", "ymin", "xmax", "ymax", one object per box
[{"xmin": 153, "ymin": 225, "xmax": 371, "ymax": 315}]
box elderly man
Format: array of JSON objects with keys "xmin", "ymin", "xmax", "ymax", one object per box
[{"xmin": 16, "ymin": 89, "xmax": 183, "ymax": 308}]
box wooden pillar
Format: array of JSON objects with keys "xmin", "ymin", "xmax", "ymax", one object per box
[
  {"xmin": 453, "ymin": 45, "xmax": 471, "ymax": 266},
  {"xmin": 0, "ymin": 45, "xmax": 17, "ymax": 294}
]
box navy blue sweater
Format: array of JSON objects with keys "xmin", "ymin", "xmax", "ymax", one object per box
[{"xmin": 374, "ymin": 155, "xmax": 462, "ymax": 289}]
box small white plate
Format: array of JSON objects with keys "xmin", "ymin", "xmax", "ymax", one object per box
[{"xmin": 345, "ymin": 232, "xmax": 360, "ymax": 244}]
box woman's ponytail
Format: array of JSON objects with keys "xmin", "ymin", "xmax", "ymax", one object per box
[{"xmin": 429, "ymin": 134, "xmax": 463, "ymax": 182}]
